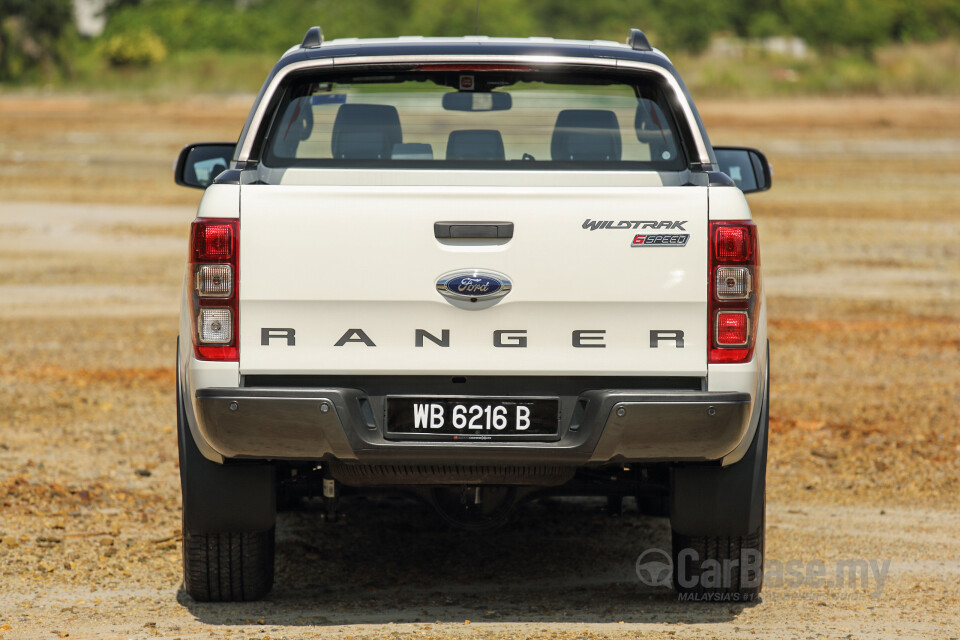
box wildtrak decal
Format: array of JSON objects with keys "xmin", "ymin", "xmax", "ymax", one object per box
[{"xmin": 582, "ymin": 219, "xmax": 687, "ymax": 231}]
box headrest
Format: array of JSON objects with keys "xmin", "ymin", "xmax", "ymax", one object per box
[
  {"xmin": 446, "ymin": 129, "xmax": 506, "ymax": 161},
  {"xmin": 331, "ymin": 104, "xmax": 403, "ymax": 160},
  {"xmin": 273, "ymin": 96, "xmax": 315, "ymax": 157},
  {"xmin": 551, "ymin": 109, "xmax": 622, "ymax": 162}
]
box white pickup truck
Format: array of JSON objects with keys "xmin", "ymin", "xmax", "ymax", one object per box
[{"xmin": 174, "ymin": 26, "xmax": 772, "ymax": 602}]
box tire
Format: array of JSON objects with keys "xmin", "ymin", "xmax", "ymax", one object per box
[
  {"xmin": 183, "ymin": 529, "xmax": 275, "ymax": 602},
  {"xmin": 177, "ymin": 341, "xmax": 276, "ymax": 602},
  {"xmin": 669, "ymin": 344, "xmax": 769, "ymax": 600},
  {"xmin": 671, "ymin": 517, "xmax": 764, "ymax": 600}
]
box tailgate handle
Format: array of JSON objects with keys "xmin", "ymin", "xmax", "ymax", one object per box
[{"xmin": 434, "ymin": 221, "xmax": 514, "ymax": 239}]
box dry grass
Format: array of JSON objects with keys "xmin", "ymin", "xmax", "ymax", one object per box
[{"xmin": 0, "ymin": 95, "xmax": 250, "ymax": 206}]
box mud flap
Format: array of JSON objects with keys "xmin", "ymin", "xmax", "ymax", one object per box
[
  {"xmin": 177, "ymin": 342, "xmax": 276, "ymax": 534},
  {"xmin": 669, "ymin": 345, "xmax": 768, "ymax": 537}
]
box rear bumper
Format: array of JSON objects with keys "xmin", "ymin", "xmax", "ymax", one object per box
[{"xmin": 193, "ymin": 387, "xmax": 751, "ymax": 465}]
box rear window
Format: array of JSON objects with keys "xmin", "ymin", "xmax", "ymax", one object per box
[{"xmin": 260, "ymin": 67, "xmax": 687, "ymax": 170}]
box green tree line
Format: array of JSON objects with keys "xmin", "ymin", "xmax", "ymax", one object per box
[
  {"xmin": 97, "ymin": 0, "xmax": 960, "ymax": 52},
  {"xmin": 2, "ymin": 0, "xmax": 960, "ymax": 81}
]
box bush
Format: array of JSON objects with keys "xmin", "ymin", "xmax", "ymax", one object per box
[
  {"xmin": 99, "ymin": 28, "xmax": 167, "ymax": 67},
  {"xmin": 0, "ymin": 0, "xmax": 74, "ymax": 81},
  {"xmin": 782, "ymin": 0, "xmax": 896, "ymax": 53}
]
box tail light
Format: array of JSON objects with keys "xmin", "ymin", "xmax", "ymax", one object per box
[
  {"xmin": 709, "ymin": 221, "xmax": 759, "ymax": 363},
  {"xmin": 189, "ymin": 219, "xmax": 239, "ymax": 361}
]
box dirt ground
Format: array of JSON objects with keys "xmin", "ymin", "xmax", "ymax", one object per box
[{"xmin": 0, "ymin": 94, "xmax": 958, "ymax": 639}]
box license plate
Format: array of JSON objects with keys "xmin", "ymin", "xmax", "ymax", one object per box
[{"xmin": 385, "ymin": 397, "xmax": 560, "ymax": 441}]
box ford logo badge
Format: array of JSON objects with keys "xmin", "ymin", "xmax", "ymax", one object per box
[{"xmin": 436, "ymin": 270, "xmax": 512, "ymax": 302}]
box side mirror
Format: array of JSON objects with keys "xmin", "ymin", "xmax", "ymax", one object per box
[
  {"xmin": 442, "ymin": 92, "xmax": 512, "ymax": 112},
  {"xmin": 714, "ymin": 146, "xmax": 772, "ymax": 194},
  {"xmin": 174, "ymin": 142, "xmax": 236, "ymax": 189}
]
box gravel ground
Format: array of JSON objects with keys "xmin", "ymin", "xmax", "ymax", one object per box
[{"xmin": 0, "ymin": 96, "xmax": 958, "ymax": 639}]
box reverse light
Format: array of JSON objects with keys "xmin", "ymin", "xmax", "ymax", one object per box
[
  {"xmin": 189, "ymin": 219, "xmax": 239, "ymax": 361},
  {"xmin": 195, "ymin": 264, "xmax": 233, "ymax": 297},
  {"xmin": 715, "ymin": 266, "xmax": 751, "ymax": 300},
  {"xmin": 198, "ymin": 308, "xmax": 233, "ymax": 344},
  {"xmin": 709, "ymin": 221, "xmax": 760, "ymax": 364}
]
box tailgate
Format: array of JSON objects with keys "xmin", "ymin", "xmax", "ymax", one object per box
[{"xmin": 238, "ymin": 183, "xmax": 707, "ymax": 377}]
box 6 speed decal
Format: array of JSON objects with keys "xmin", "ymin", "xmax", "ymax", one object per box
[{"xmin": 631, "ymin": 234, "xmax": 689, "ymax": 247}]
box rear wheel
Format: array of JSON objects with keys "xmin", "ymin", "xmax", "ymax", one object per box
[
  {"xmin": 177, "ymin": 343, "xmax": 276, "ymax": 602},
  {"xmin": 183, "ymin": 529, "xmax": 275, "ymax": 602},
  {"xmin": 669, "ymin": 346, "xmax": 769, "ymax": 600},
  {"xmin": 671, "ymin": 517, "xmax": 764, "ymax": 600}
]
